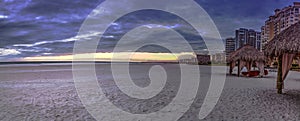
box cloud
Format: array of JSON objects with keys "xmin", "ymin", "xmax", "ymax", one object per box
[
  {"xmin": 142, "ymin": 24, "xmax": 181, "ymax": 29},
  {"xmin": 13, "ymin": 32, "xmax": 102, "ymax": 47},
  {"xmin": 0, "ymin": 48, "xmax": 21, "ymax": 56},
  {"xmin": 0, "ymin": 15, "xmax": 8, "ymax": 19}
]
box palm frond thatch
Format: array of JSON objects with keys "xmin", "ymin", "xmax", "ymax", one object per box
[
  {"xmin": 264, "ymin": 22, "xmax": 300, "ymax": 57},
  {"xmin": 228, "ymin": 45, "xmax": 265, "ymax": 62}
]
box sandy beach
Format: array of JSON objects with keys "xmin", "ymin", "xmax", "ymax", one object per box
[{"xmin": 0, "ymin": 63, "xmax": 299, "ymax": 121}]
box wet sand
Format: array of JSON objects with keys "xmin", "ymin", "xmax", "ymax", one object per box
[{"xmin": 0, "ymin": 63, "xmax": 299, "ymax": 120}]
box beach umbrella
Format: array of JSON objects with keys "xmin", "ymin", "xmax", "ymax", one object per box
[
  {"xmin": 228, "ymin": 45, "xmax": 265, "ymax": 62},
  {"xmin": 264, "ymin": 22, "xmax": 300, "ymax": 94},
  {"xmin": 228, "ymin": 45, "xmax": 265, "ymax": 77}
]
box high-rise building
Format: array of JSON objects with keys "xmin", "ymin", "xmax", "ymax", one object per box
[
  {"xmin": 248, "ymin": 29, "xmax": 257, "ymax": 48},
  {"xmin": 256, "ymin": 32, "xmax": 262, "ymax": 51},
  {"xmin": 225, "ymin": 37, "xmax": 235, "ymax": 56},
  {"xmin": 261, "ymin": 2, "xmax": 300, "ymax": 50},
  {"xmin": 235, "ymin": 28, "xmax": 261, "ymax": 51},
  {"xmin": 235, "ymin": 28, "xmax": 248, "ymax": 49}
]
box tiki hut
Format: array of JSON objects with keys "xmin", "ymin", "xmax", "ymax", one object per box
[
  {"xmin": 228, "ymin": 45, "xmax": 266, "ymax": 77},
  {"xmin": 264, "ymin": 22, "xmax": 300, "ymax": 94}
]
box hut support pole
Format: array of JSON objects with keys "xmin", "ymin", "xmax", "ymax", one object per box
[
  {"xmin": 247, "ymin": 61, "xmax": 252, "ymax": 71},
  {"xmin": 238, "ymin": 60, "xmax": 240, "ymax": 77},
  {"xmin": 229, "ymin": 62, "xmax": 233, "ymax": 75},
  {"xmin": 277, "ymin": 55, "xmax": 283, "ymax": 94}
]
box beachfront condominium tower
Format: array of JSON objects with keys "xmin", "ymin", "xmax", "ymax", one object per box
[
  {"xmin": 235, "ymin": 28, "xmax": 261, "ymax": 51},
  {"xmin": 225, "ymin": 37, "xmax": 235, "ymax": 57},
  {"xmin": 261, "ymin": 2, "xmax": 300, "ymax": 50},
  {"xmin": 256, "ymin": 32, "xmax": 262, "ymax": 51}
]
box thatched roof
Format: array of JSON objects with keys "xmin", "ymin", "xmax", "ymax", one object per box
[
  {"xmin": 265, "ymin": 22, "xmax": 300, "ymax": 56},
  {"xmin": 228, "ymin": 45, "xmax": 265, "ymax": 62}
]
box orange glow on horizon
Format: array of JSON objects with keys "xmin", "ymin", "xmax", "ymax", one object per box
[{"xmin": 22, "ymin": 52, "xmax": 196, "ymax": 62}]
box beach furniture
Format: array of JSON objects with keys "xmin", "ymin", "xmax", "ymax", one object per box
[{"xmin": 241, "ymin": 70, "xmax": 268, "ymax": 77}]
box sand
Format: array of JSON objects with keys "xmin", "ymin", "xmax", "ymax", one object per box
[{"xmin": 0, "ymin": 63, "xmax": 299, "ymax": 121}]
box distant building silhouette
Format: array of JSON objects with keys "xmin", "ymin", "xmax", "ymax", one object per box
[
  {"xmin": 211, "ymin": 53, "xmax": 226, "ymax": 64},
  {"xmin": 225, "ymin": 37, "xmax": 235, "ymax": 57},
  {"xmin": 196, "ymin": 54, "xmax": 210, "ymax": 65},
  {"xmin": 178, "ymin": 54, "xmax": 210, "ymax": 65},
  {"xmin": 178, "ymin": 54, "xmax": 197, "ymax": 64},
  {"xmin": 235, "ymin": 28, "xmax": 261, "ymax": 51}
]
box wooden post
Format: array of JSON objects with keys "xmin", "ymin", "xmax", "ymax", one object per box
[
  {"xmin": 238, "ymin": 60, "xmax": 240, "ymax": 77},
  {"xmin": 277, "ymin": 54, "xmax": 283, "ymax": 94},
  {"xmin": 229, "ymin": 62, "xmax": 233, "ymax": 75},
  {"xmin": 247, "ymin": 61, "xmax": 251, "ymax": 71}
]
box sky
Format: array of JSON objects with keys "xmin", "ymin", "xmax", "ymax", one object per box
[{"xmin": 0, "ymin": 0, "xmax": 297, "ymax": 61}]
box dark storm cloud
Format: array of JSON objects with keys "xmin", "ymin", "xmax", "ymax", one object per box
[
  {"xmin": 195, "ymin": 0, "xmax": 295, "ymax": 38},
  {"xmin": 97, "ymin": 9, "xmax": 206, "ymax": 53},
  {"xmin": 0, "ymin": 0, "xmax": 104, "ymax": 59},
  {"xmin": 0, "ymin": 0, "xmax": 298, "ymax": 60}
]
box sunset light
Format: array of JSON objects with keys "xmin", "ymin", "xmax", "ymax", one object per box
[{"xmin": 22, "ymin": 52, "xmax": 195, "ymax": 62}]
